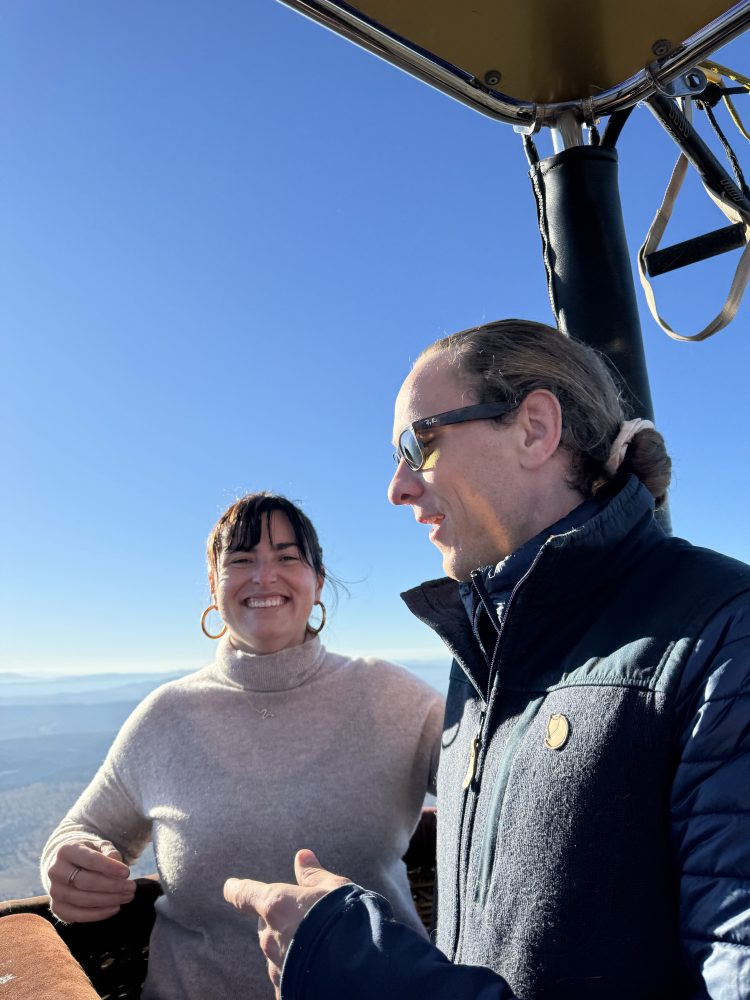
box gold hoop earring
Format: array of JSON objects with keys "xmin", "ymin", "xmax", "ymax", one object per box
[
  {"xmin": 306, "ymin": 600, "xmax": 326, "ymax": 636},
  {"xmin": 201, "ymin": 604, "xmax": 227, "ymax": 640}
]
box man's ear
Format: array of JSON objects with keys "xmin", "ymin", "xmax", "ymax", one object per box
[{"xmin": 516, "ymin": 389, "xmax": 563, "ymax": 469}]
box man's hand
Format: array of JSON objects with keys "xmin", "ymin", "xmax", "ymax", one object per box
[{"xmin": 224, "ymin": 849, "xmax": 350, "ymax": 997}]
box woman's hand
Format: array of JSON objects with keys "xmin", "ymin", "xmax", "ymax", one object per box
[{"xmin": 47, "ymin": 841, "xmax": 136, "ymax": 923}]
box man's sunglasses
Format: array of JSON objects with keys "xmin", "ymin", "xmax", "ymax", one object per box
[{"xmin": 394, "ymin": 401, "xmax": 518, "ymax": 472}]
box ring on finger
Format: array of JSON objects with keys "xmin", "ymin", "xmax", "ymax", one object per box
[{"xmin": 68, "ymin": 866, "xmax": 82, "ymax": 886}]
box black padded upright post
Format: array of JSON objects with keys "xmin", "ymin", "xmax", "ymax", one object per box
[
  {"xmin": 529, "ymin": 144, "xmax": 654, "ymax": 420},
  {"xmin": 529, "ymin": 144, "xmax": 671, "ymax": 530}
]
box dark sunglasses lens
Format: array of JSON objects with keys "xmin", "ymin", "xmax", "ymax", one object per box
[{"xmin": 399, "ymin": 429, "xmax": 423, "ymax": 470}]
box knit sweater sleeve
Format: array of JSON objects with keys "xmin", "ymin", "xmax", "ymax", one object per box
[
  {"xmin": 39, "ymin": 690, "xmax": 159, "ymax": 892},
  {"xmin": 672, "ymin": 592, "xmax": 750, "ymax": 998},
  {"xmin": 422, "ymin": 690, "xmax": 444, "ymax": 797},
  {"xmin": 363, "ymin": 657, "xmax": 444, "ymax": 798}
]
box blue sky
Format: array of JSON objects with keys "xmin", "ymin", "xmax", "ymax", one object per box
[{"xmin": 3, "ymin": 2, "xmax": 750, "ymax": 675}]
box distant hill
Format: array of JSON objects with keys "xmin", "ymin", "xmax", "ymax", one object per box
[
  {"xmin": 0, "ymin": 672, "xmax": 189, "ymax": 705},
  {"xmin": 2, "ymin": 700, "xmax": 147, "ymax": 743},
  {"xmin": 0, "ymin": 670, "xmax": 180, "ymax": 901},
  {"xmin": 1, "ymin": 733, "xmax": 117, "ymax": 791}
]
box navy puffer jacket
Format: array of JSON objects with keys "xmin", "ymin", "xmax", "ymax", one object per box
[{"xmin": 281, "ymin": 478, "xmax": 750, "ymax": 999}]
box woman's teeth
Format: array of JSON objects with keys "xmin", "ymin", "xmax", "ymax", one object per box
[{"xmin": 244, "ymin": 597, "xmax": 286, "ymax": 608}]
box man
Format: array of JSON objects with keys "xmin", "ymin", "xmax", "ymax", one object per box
[{"xmin": 224, "ymin": 320, "xmax": 750, "ymax": 998}]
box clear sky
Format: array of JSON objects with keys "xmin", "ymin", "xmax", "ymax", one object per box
[{"xmin": 3, "ymin": 2, "xmax": 750, "ymax": 675}]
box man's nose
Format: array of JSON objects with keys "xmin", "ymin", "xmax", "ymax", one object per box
[{"xmin": 388, "ymin": 459, "xmax": 423, "ymax": 506}]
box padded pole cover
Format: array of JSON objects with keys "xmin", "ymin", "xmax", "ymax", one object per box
[
  {"xmin": 0, "ymin": 913, "xmax": 100, "ymax": 1000},
  {"xmin": 530, "ymin": 145, "xmax": 655, "ymax": 420}
]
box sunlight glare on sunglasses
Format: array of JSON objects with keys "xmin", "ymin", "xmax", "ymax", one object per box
[{"xmin": 393, "ymin": 400, "xmax": 518, "ymax": 472}]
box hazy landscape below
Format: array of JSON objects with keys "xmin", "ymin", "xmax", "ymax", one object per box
[
  {"xmin": 0, "ymin": 659, "xmax": 447, "ymax": 901},
  {"xmin": 0, "ymin": 672, "xmax": 186, "ymax": 901}
]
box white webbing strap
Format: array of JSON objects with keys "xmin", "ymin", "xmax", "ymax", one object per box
[{"xmin": 637, "ymin": 152, "xmax": 750, "ymax": 342}]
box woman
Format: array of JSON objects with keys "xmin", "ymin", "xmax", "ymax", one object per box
[{"xmin": 41, "ymin": 492, "xmax": 444, "ymax": 1000}]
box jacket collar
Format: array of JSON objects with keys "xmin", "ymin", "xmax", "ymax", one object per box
[
  {"xmin": 458, "ymin": 495, "xmax": 602, "ymax": 626},
  {"xmin": 401, "ymin": 476, "xmax": 664, "ymax": 697}
]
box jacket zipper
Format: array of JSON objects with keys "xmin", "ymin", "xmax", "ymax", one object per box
[
  {"xmin": 453, "ymin": 549, "xmax": 546, "ymax": 958},
  {"xmin": 449, "ymin": 703, "xmax": 487, "ymax": 960},
  {"xmin": 462, "ymin": 602, "xmax": 491, "ymax": 791},
  {"xmin": 461, "ymin": 732, "xmax": 481, "ymax": 789},
  {"xmin": 447, "ymin": 577, "xmax": 496, "ymax": 957}
]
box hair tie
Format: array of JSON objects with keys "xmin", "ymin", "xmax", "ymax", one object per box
[{"xmin": 604, "ymin": 418, "xmax": 655, "ymax": 476}]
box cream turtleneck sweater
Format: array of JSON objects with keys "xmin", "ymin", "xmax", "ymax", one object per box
[{"xmin": 40, "ymin": 638, "xmax": 444, "ymax": 1000}]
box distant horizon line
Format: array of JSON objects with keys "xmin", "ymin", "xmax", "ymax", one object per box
[{"xmin": 0, "ymin": 652, "xmax": 451, "ymax": 680}]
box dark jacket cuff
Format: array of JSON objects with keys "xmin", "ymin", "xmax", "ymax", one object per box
[{"xmin": 280, "ymin": 883, "xmax": 514, "ymax": 1000}]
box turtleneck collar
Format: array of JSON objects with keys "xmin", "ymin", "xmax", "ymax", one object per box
[{"xmin": 214, "ymin": 634, "xmax": 328, "ymax": 692}]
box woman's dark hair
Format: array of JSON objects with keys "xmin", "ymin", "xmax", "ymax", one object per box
[
  {"xmin": 422, "ymin": 319, "xmax": 672, "ymax": 508},
  {"xmin": 207, "ymin": 492, "xmax": 326, "ymax": 589}
]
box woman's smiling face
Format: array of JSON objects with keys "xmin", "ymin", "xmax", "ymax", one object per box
[{"xmin": 214, "ymin": 510, "xmax": 323, "ymax": 654}]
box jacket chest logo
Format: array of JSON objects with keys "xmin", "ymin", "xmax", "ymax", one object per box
[{"xmin": 544, "ymin": 713, "xmax": 570, "ymax": 750}]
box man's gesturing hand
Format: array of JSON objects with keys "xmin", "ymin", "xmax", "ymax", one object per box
[{"xmin": 224, "ymin": 849, "xmax": 351, "ymax": 996}]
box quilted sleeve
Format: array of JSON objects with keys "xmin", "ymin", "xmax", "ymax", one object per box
[
  {"xmin": 281, "ymin": 884, "xmax": 516, "ymax": 1000},
  {"xmin": 672, "ymin": 593, "xmax": 750, "ymax": 999}
]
